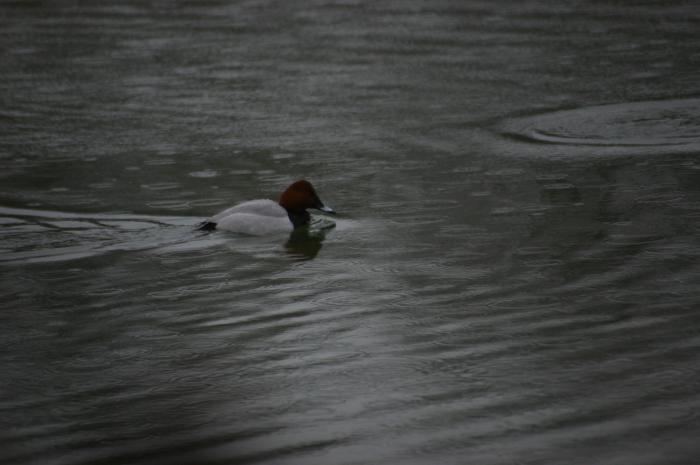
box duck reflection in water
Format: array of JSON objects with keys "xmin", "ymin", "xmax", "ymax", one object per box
[{"xmin": 284, "ymin": 219, "xmax": 335, "ymax": 260}]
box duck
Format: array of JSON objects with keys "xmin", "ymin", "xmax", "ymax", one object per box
[{"xmin": 197, "ymin": 180, "xmax": 335, "ymax": 235}]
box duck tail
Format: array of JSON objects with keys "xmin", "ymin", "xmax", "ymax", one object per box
[{"xmin": 196, "ymin": 221, "xmax": 217, "ymax": 231}]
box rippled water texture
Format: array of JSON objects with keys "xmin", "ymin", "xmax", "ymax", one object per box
[
  {"xmin": 501, "ymin": 98, "xmax": 700, "ymax": 157},
  {"xmin": 3, "ymin": 2, "xmax": 700, "ymax": 465}
]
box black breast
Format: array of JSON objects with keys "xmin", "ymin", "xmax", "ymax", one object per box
[{"xmin": 287, "ymin": 211, "xmax": 310, "ymax": 228}]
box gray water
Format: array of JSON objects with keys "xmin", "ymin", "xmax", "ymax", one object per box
[{"xmin": 2, "ymin": 2, "xmax": 700, "ymax": 464}]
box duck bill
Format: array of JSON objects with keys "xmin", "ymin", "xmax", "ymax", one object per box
[{"xmin": 316, "ymin": 205, "xmax": 336, "ymax": 215}]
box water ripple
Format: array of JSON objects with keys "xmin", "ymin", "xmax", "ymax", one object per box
[{"xmin": 500, "ymin": 98, "xmax": 700, "ymax": 157}]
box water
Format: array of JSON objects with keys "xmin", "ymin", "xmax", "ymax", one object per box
[{"xmin": 2, "ymin": 2, "xmax": 700, "ymax": 464}]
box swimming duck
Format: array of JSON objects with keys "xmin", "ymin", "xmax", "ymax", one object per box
[{"xmin": 197, "ymin": 180, "xmax": 335, "ymax": 235}]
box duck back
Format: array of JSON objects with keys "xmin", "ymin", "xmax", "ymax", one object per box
[
  {"xmin": 210, "ymin": 199, "xmax": 287, "ymax": 222},
  {"xmin": 200, "ymin": 199, "xmax": 293, "ymax": 235}
]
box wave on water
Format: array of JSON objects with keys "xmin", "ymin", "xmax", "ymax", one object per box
[
  {"xmin": 0, "ymin": 206, "xmax": 215, "ymax": 265},
  {"xmin": 498, "ymin": 98, "xmax": 700, "ymax": 158}
]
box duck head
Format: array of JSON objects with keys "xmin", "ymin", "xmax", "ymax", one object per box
[{"xmin": 279, "ymin": 180, "xmax": 335, "ymax": 227}]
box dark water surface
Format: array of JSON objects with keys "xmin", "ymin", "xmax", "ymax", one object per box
[{"xmin": 3, "ymin": 2, "xmax": 700, "ymax": 464}]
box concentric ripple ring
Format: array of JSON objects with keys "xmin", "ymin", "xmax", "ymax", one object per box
[{"xmin": 500, "ymin": 98, "xmax": 700, "ymax": 157}]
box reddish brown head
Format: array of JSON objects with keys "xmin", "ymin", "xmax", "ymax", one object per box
[{"xmin": 278, "ymin": 180, "xmax": 335, "ymax": 218}]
